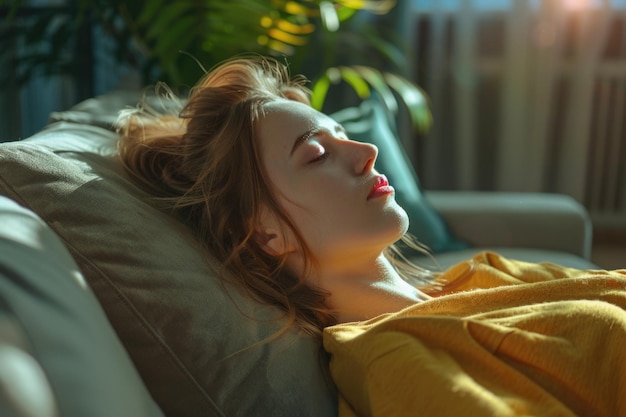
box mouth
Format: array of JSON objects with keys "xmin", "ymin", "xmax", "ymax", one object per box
[{"xmin": 367, "ymin": 174, "xmax": 395, "ymax": 200}]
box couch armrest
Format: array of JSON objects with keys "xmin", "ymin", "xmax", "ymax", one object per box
[{"xmin": 425, "ymin": 191, "xmax": 593, "ymax": 259}]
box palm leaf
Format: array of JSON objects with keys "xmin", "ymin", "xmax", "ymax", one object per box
[
  {"xmin": 337, "ymin": 66, "xmax": 371, "ymax": 98},
  {"xmin": 310, "ymin": 74, "xmax": 332, "ymax": 110},
  {"xmin": 384, "ymin": 73, "xmax": 432, "ymax": 133},
  {"xmin": 137, "ymin": 0, "xmax": 166, "ymax": 25},
  {"xmin": 311, "ymin": 65, "xmax": 432, "ymax": 133},
  {"xmin": 352, "ymin": 65, "xmax": 397, "ymax": 113},
  {"xmin": 144, "ymin": 2, "xmax": 192, "ymax": 40}
]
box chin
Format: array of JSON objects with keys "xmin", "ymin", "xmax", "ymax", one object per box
[
  {"xmin": 392, "ymin": 204, "xmax": 410, "ymax": 236},
  {"xmin": 380, "ymin": 206, "xmax": 409, "ymax": 247}
]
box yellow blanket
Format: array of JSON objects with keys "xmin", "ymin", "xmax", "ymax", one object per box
[{"xmin": 323, "ymin": 252, "xmax": 626, "ymax": 417}]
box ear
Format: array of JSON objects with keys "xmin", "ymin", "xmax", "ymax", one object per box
[
  {"xmin": 255, "ymin": 207, "xmax": 296, "ymax": 256},
  {"xmin": 254, "ymin": 227, "xmax": 291, "ymax": 256}
]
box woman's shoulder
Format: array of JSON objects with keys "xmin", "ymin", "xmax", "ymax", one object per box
[{"xmin": 421, "ymin": 251, "xmax": 595, "ymax": 296}]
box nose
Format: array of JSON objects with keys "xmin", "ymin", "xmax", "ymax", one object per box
[{"xmin": 350, "ymin": 141, "xmax": 378, "ymax": 175}]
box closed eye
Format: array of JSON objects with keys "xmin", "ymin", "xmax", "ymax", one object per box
[{"xmin": 309, "ymin": 152, "xmax": 330, "ymax": 164}]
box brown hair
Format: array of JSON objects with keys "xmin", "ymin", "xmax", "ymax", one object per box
[{"xmin": 117, "ymin": 57, "xmax": 335, "ymax": 337}]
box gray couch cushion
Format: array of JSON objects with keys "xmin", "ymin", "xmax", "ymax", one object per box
[
  {"xmin": 0, "ymin": 98, "xmax": 336, "ymax": 417},
  {"xmin": 0, "ymin": 196, "xmax": 164, "ymax": 417}
]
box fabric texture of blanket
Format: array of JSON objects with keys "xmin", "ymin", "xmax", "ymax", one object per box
[{"xmin": 323, "ymin": 252, "xmax": 626, "ymax": 417}]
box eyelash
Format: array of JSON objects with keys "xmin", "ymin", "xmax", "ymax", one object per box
[
  {"xmin": 305, "ymin": 127, "xmax": 347, "ymax": 164},
  {"xmin": 310, "ymin": 152, "xmax": 330, "ymax": 164}
]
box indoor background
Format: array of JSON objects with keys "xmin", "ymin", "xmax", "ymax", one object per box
[{"xmin": 1, "ymin": 0, "xmax": 624, "ymax": 267}]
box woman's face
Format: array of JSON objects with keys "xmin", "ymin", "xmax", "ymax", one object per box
[{"xmin": 256, "ymin": 99, "xmax": 409, "ymax": 267}]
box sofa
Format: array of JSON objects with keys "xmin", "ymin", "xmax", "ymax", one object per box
[{"xmin": 0, "ymin": 91, "xmax": 597, "ymax": 417}]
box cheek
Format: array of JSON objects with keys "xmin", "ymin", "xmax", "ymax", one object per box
[
  {"xmin": 263, "ymin": 163, "xmax": 353, "ymax": 235},
  {"xmin": 262, "ymin": 160, "xmax": 293, "ymax": 201},
  {"xmin": 276, "ymin": 194, "xmax": 332, "ymax": 248}
]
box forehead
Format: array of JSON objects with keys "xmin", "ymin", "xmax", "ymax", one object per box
[
  {"xmin": 259, "ymin": 99, "xmax": 332, "ymax": 129},
  {"xmin": 257, "ymin": 100, "xmax": 335, "ymax": 149}
]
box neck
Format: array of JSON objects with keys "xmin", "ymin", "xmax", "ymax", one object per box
[{"xmin": 302, "ymin": 254, "xmax": 431, "ymax": 323}]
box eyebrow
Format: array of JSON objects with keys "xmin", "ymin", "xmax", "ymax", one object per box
[{"xmin": 289, "ymin": 125, "xmax": 346, "ymax": 157}]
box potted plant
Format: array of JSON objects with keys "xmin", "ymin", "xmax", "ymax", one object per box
[{"xmin": 2, "ymin": 0, "xmax": 431, "ymax": 131}]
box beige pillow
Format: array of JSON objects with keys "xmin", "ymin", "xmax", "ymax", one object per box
[{"xmin": 0, "ymin": 93, "xmax": 336, "ymax": 417}]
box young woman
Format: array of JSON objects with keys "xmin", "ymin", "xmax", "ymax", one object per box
[
  {"xmin": 118, "ymin": 56, "xmax": 626, "ymax": 416},
  {"xmin": 117, "ymin": 56, "xmax": 431, "ymax": 332}
]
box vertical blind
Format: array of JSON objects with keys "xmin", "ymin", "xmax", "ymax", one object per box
[{"xmin": 408, "ymin": 0, "xmax": 626, "ymax": 229}]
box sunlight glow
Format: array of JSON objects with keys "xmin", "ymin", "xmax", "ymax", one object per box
[
  {"xmin": 285, "ymin": 1, "xmax": 316, "ymax": 16},
  {"xmin": 268, "ymin": 40, "xmax": 295, "ymax": 55},
  {"xmin": 411, "ymin": 0, "xmax": 626, "ymax": 11},
  {"xmin": 321, "ymin": 1, "xmax": 340, "ymax": 32},
  {"xmin": 268, "ymin": 28, "xmax": 308, "ymax": 46},
  {"xmin": 260, "ymin": 16, "xmax": 273, "ymax": 28},
  {"xmin": 277, "ymin": 19, "xmax": 315, "ymax": 34},
  {"xmin": 339, "ymin": 0, "xmax": 396, "ymax": 14},
  {"xmin": 564, "ymin": 0, "xmax": 593, "ymax": 10}
]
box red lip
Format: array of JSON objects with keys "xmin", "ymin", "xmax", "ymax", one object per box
[{"xmin": 367, "ymin": 174, "xmax": 394, "ymax": 200}]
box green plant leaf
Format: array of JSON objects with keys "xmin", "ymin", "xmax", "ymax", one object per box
[
  {"xmin": 4, "ymin": 0, "xmax": 419, "ymax": 108},
  {"xmin": 336, "ymin": 5, "xmax": 358, "ymax": 22},
  {"xmin": 145, "ymin": 2, "xmax": 192, "ymax": 40},
  {"xmin": 338, "ymin": 66, "xmax": 370, "ymax": 99},
  {"xmin": 137, "ymin": 0, "xmax": 166, "ymax": 25},
  {"xmin": 152, "ymin": 16, "xmax": 196, "ymax": 58},
  {"xmin": 352, "ymin": 65, "xmax": 397, "ymax": 113},
  {"xmin": 311, "ymin": 74, "xmax": 332, "ymax": 110},
  {"xmin": 319, "ymin": 1, "xmax": 339, "ymax": 32},
  {"xmin": 384, "ymin": 72, "xmax": 432, "ymax": 133},
  {"xmin": 361, "ymin": 26, "xmax": 407, "ymax": 72}
]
